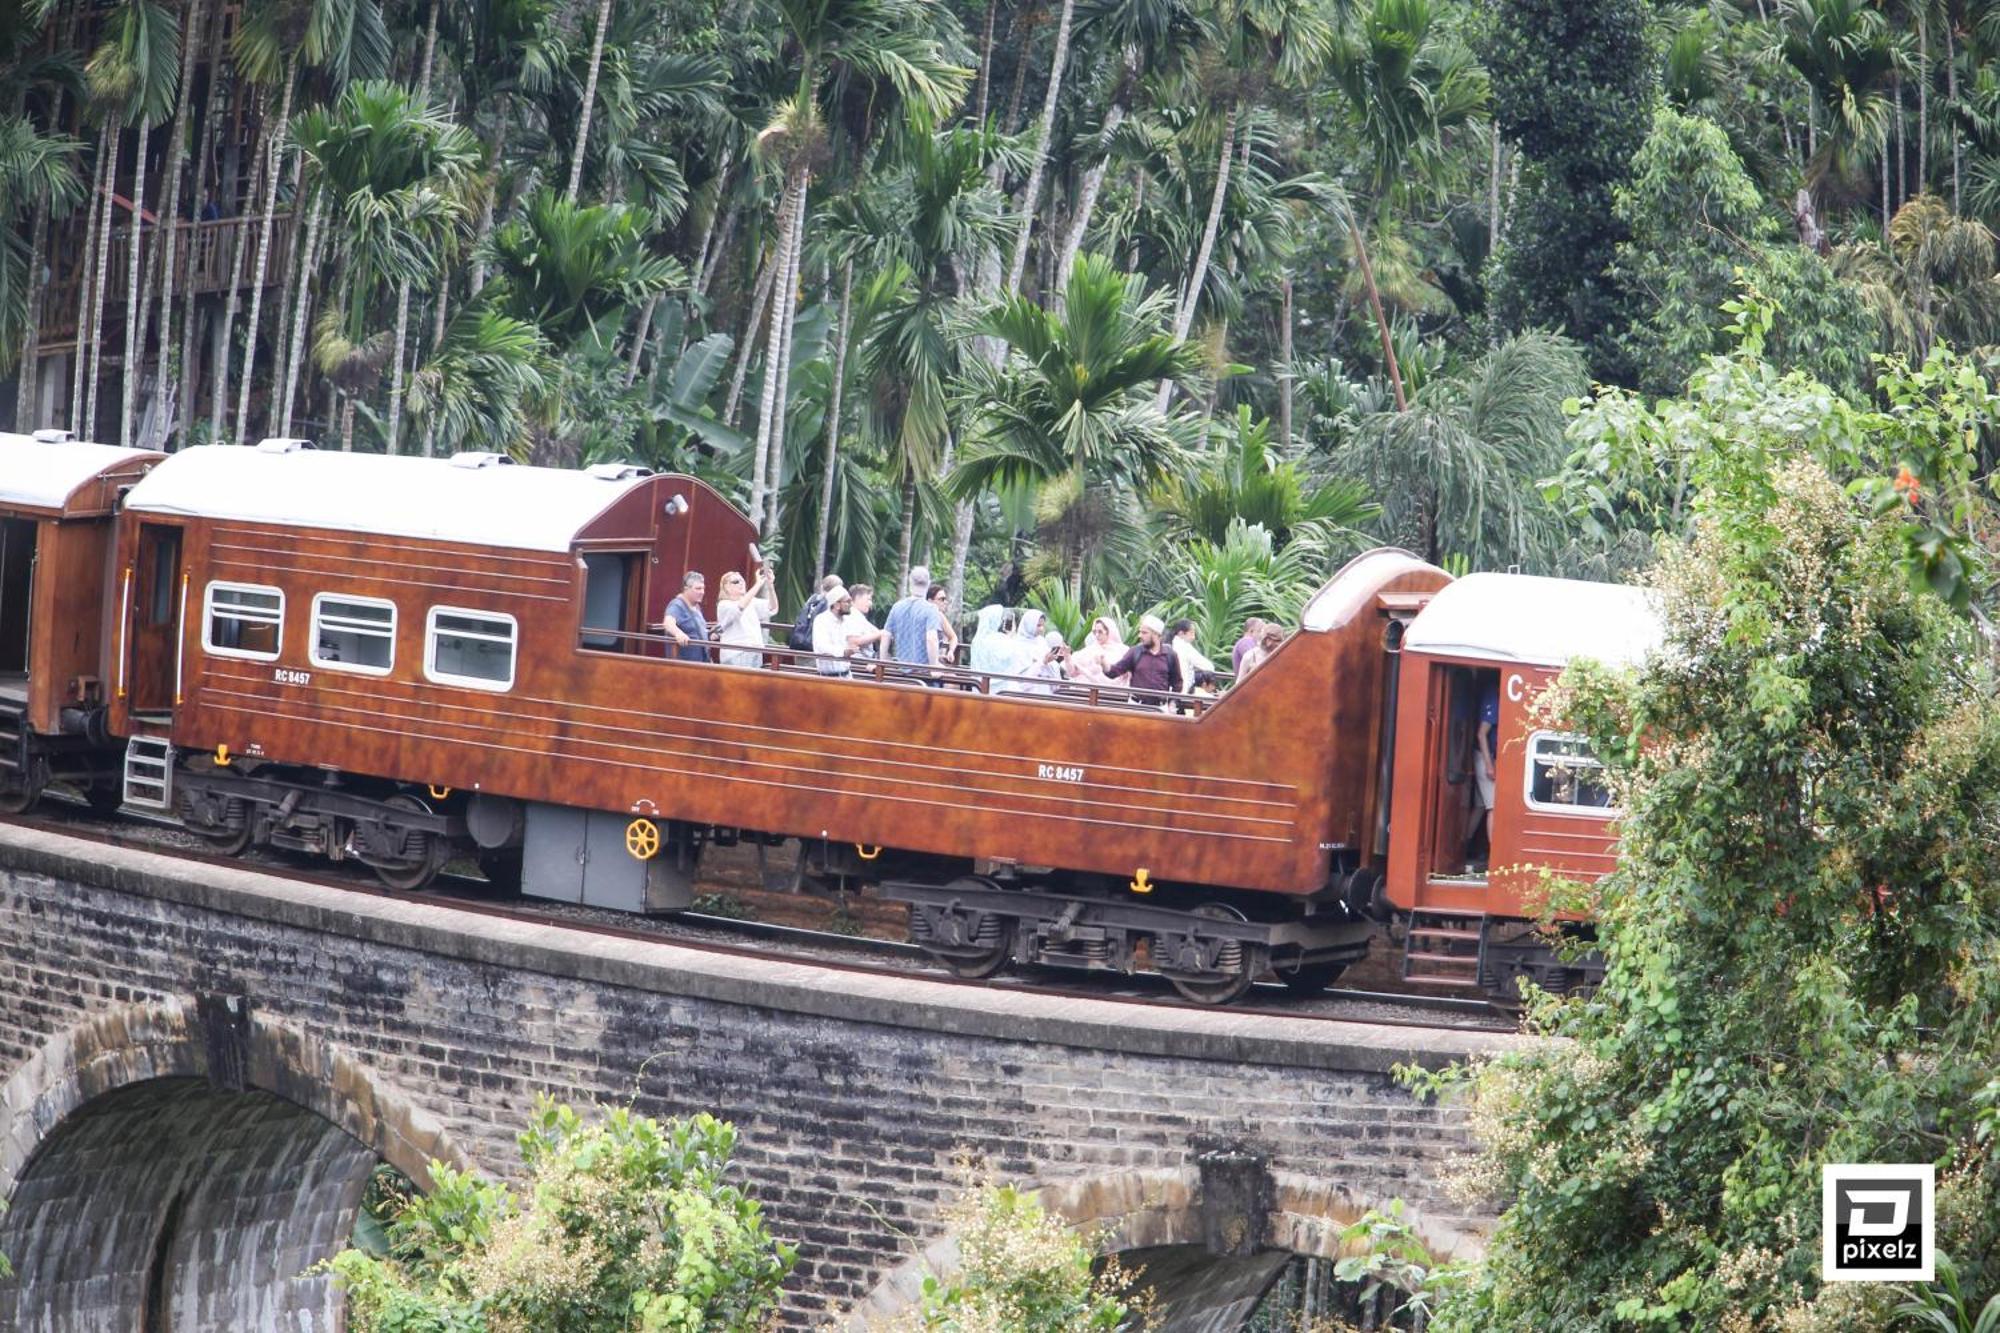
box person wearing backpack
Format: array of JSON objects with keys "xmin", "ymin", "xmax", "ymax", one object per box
[{"xmin": 788, "ymin": 575, "xmax": 843, "ymax": 653}]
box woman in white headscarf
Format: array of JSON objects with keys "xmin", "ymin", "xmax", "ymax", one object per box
[
  {"xmin": 991, "ymin": 609, "xmax": 1048, "ymax": 694},
  {"xmin": 1068, "ymin": 616, "xmax": 1127, "ymax": 684},
  {"xmin": 968, "ymin": 605, "xmax": 1010, "ymax": 678}
]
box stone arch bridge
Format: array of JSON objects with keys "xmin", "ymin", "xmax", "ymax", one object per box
[{"xmin": 0, "ymin": 822, "xmax": 1516, "ymax": 1329}]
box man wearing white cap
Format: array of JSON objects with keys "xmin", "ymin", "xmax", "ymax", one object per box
[
  {"xmin": 810, "ymin": 583, "xmax": 888, "ymax": 676},
  {"xmin": 1102, "ymin": 614, "xmax": 1182, "ymax": 698}
]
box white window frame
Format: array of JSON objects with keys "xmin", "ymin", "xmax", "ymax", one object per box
[
  {"xmin": 1522, "ymin": 729, "xmax": 1619, "ymax": 816},
  {"xmin": 310, "ymin": 592, "xmax": 397, "ymax": 676},
  {"xmin": 202, "ymin": 580, "xmax": 285, "ymax": 662},
  {"xmin": 424, "ymin": 605, "xmax": 518, "ymax": 692}
]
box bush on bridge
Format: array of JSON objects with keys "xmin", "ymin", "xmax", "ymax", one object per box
[
  {"xmin": 328, "ymin": 1099, "xmax": 794, "ymax": 1331},
  {"xmin": 1429, "ymin": 444, "xmax": 2000, "ymax": 1325}
]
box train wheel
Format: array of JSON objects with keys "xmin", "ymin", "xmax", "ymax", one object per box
[
  {"xmin": 371, "ymin": 795, "xmax": 445, "ymax": 892},
  {"xmin": 1277, "ymin": 960, "xmax": 1348, "ymax": 997},
  {"xmin": 198, "ymin": 823, "xmax": 254, "ymax": 856},
  {"xmin": 915, "ymin": 877, "xmax": 1016, "ymax": 979},
  {"xmin": 1163, "ymin": 903, "xmax": 1259, "ymax": 1006},
  {"xmin": 0, "ymin": 778, "xmax": 42, "ymax": 815}
]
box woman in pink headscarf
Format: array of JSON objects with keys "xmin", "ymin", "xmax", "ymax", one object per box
[{"xmin": 1068, "ymin": 616, "xmax": 1128, "ymax": 684}]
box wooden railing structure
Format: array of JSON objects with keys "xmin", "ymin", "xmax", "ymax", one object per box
[{"xmin": 37, "ymin": 212, "xmax": 297, "ymax": 347}]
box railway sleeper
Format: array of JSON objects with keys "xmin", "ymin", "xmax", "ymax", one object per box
[{"xmin": 884, "ymin": 878, "xmax": 1373, "ymax": 1005}]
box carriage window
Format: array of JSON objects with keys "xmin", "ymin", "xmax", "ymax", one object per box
[
  {"xmin": 311, "ymin": 594, "xmax": 396, "ymax": 674},
  {"xmin": 204, "ymin": 582, "xmax": 283, "ymax": 660},
  {"xmin": 1525, "ymin": 731, "xmax": 1616, "ymax": 813},
  {"xmin": 425, "ymin": 607, "xmax": 517, "ymax": 690}
]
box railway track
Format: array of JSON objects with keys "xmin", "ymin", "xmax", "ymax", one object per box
[{"xmin": 4, "ymin": 799, "xmax": 1518, "ymax": 1035}]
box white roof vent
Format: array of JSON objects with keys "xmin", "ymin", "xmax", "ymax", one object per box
[
  {"xmin": 31, "ymin": 428, "xmax": 76, "ymax": 444},
  {"xmin": 585, "ymin": 462, "xmax": 653, "ymax": 481},
  {"xmin": 448, "ymin": 451, "xmax": 514, "ymax": 470},
  {"xmin": 255, "ymin": 437, "xmax": 315, "ymax": 454}
]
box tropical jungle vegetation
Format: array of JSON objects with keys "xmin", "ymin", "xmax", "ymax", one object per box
[{"xmin": 11, "ymin": 0, "xmax": 2000, "ymax": 621}]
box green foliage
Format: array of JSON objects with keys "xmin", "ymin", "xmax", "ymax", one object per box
[
  {"xmin": 1611, "ymin": 106, "xmax": 1874, "ymax": 397},
  {"xmin": 1555, "ymin": 281, "xmax": 2000, "ymax": 612},
  {"xmin": 1896, "ymin": 1253, "xmax": 2000, "ymax": 1333},
  {"xmin": 329, "ymin": 1100, "xmax": 794, "ymax": 1332},
  {"xmin": 1485, "ymin": 0, "xmax": 1655, "ymax": 373},
  {"xmin": 1332, "ymin": 1200, "xmax": 1471, "ymax": 1328},
  {"xmin": 1434, "ymin": 451, "xmax": 2000, "ymax": 1328},
  {"xmin": 887, "ymin": 1180, "xmax": 1135, "ymax": 1332},
  {"xmin": 1156, "ymin": 405, "xmax": 1377, "ymax": 549}
]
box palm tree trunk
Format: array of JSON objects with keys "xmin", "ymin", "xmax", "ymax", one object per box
[
  {"xmin": 121, "ymin": 117, "xmax": 151, "ymax": 448},
  {"xmin": 86, "ymin": 125, "xmax": 121, "ymax": 442},
  {"xmin": 814, "ymin": 263, "xmax": 853, "ymax": 582},
  {"xmin": 1894, "ymin": 70, "xmax": 1905, "ymax": 207},
  {"xmin": 179, "ymin": 5, "xmax": 227, "ymax": 444},
  {"xmin": 897, "ymin": 475, "xmax": 917, "ymax": 586},
  {"xmin": 340, "ymin": 392, "xmax": 355, "ymax": 452},
  {"xmin": 422, "ymin": 274, "xmax": 448, "ymax": 456},
  {"xmin": 70, "ymin": 139, "xmax": 108, "ymax": 434},
  {"xmin": 693, "ymin": 196, "xmax": 736, "ymax": 302},
  {"xmin": 761, "ymin": 181, "xmax": 808, "ymax": 537},
  {"xmin": 1053, "ymin": 54, "xmax": 1130, "ymax": 302},
  {"xmin": 385, "ymin": 279, "xmax": 413, "ymax": 453},
  {"xmin": 1352, "ymin": 219, "xmax": 1406, "ymax": 412},
  {"xmin": 418, "ymin": 0, "xmax": 441, "ymax": 101},
  {"xmin": 471, "ymin": 107, "xmax": 510, "ymax": 295},
  {"xmin": 211, "ymin": 99, "xmax": 265, "ymax": 444},
  {"xmin": 1277, "ymin": 271, "xmax": 1293, "ymax": 449},
  {"xmin": 1948, "ymin": 18, "xmax": 1961, "ymax": 211},
  {"xmin": 280, "ymin": 195, "xmax": 324, "ymax": 438},
  {"xmin": 1002, "ymin": 4, "xmax": 1035, "ymax": 133},
  {"xmin": 1488, "ymin": 127, "xmax": 1502, "ymax": 253},
  {"xmin": 687, "ymin": 151, "xmax": 733, "ymax": 301},
  {"xmin": 1172, "ymin": 102, "xmax": 1234, "ymax": 343},
  {"xmin": 1881, "ymin": 135, "xmax": 1890, "ymax": 225},
  {"xmin": 566, "ymin": 0, "xmax": 617, "ymax": 202},
  {"xmin": 747, "ymin": 171, "xmax": 802, "ymax": 525},
  {"xmin": 975, "ymin": 0, "xmax": 998, "ymax": 124},
  {"xmin": 147, "ymin": 0, "xmax": 208, "ymax": 437},
  {"xmin": 1918, "ymin": 6, "xmax": 1928, "ymax": 193},
  {"xmin": 724, "ymin": 239, "xmax": 778, "ymax": 427},
  {"xmin": 1003, "ymin": 0, "xmax": 1075, "ymax": 293},
  {"xmin": 235, "ymin": 58, "xmax": 297, "ymax": 446},
  {"xmin": 15, "ymin": 202, "xmax": 48, "ymax": 428}
]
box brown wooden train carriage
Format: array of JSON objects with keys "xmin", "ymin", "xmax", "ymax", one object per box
[
  {"xmin": 0, "ymin": 431, "xmax": 161, "ymax": 810},
  {"xmin": 1385, "ymin": 572, "xmax": 1660, "ymax": 995},
  {"xmin": 108, "ymin": 444, "xmax": 1450, "ymax": 1001}
]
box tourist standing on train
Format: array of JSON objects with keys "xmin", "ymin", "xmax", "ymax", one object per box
[
  {"xmin": 812, "ymin": 585, "xmax": 857, "ymax": 675},
  {"xmin": 844, "ymin": 585, "xmax": 889, "ymax": 662},
  {"xmin": 1232, "ymin": 617, "xmax": 1266, "ymax": 675},
  {"xmin": 661, "ymin": 572, "xmax": 711, "ymax": 662},
  {"xmin": 1103, "ymin": 615, "xmax": 1182, "ymax": 698},
  {"xmin": 886, "ymin": 567, "xmax": 948, "ymax": 667},
  {"xmin": 1169, "ymin": 618, "xmax": 1214, "ymax": 696},
  {"xmin": 715, "ymin": 565, "xmax": 777, "ymax": 667},
  {"xmin": 1069, "ymin": 617, "xmax": 1127, "ymax": 684},
  {"xmin": 927, "ymin": 584, "xmax": 960, "ymax": 663}
]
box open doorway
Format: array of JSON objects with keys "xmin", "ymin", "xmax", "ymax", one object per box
[
  {"xmin": 0, "ymin": 519, "xmax": 36, "ymax": 679},
  {"xmin": 129, "ymin": 524, "xmax": 183, "ymax": 716},
  {"xmin": 1427, "ymin": 664, "xmax": 1500, "ymax": 880},
  {"xmin": 580, "ymin": 552, "xmax": 647, "ymax": 653}
]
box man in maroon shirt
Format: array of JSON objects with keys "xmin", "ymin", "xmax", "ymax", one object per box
[{"xmin": 1104, "ymin": 614, "xmax": 1183, "ymax": 698}]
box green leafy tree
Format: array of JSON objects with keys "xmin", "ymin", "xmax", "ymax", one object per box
[
  {"xmin": 1435, "ymin": 354, "xmax": 2000, "ymax": 1329},
  {"xmin": 330, "ymin": 1100, "xmax": 794, "ymax": 1332},
  {"xmin": 1612, "ymin": 105, "xmax": 1875, "ymax": 396},
  {"xmin": 1485, "ymin": 0, "xmax": 1655, "ymax": 378}
]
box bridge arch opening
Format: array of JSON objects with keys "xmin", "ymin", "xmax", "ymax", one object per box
[{"xmin": 0, "ymin": 999, "xmax": 466, "ymax": 1331}]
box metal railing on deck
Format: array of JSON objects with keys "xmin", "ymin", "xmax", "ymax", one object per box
[
  {"xmin": 37, "ymin": 213, "xmax": 298, "ymax": 342},
  {"xmin": 578, "ymin": 627, "xmax": 1222, "ymax": 717}
]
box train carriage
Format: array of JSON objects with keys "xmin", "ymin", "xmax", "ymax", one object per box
[
  {"xmin": 100, "ymin": 443, "xmax": 1454, "ymax": 1002},
  {"xmin": 0, "ymin": 431, "xmax": 160, "ymax": 811},
  {"xmin": 1385, "ymin": 573, "xmax": 1661, "ymax": 995}
]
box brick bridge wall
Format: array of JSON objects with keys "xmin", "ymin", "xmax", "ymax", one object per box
[{"xmin": 0, "ymin": 823, "xmax": 1516, "ymax": 1328}]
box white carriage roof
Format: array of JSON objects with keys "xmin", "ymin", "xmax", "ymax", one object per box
[
  {"xmin": 1404, "ymin": 572, "xmax": 1662, "ymax": 668},
  {"xmin": 0, "ymin": 433, "xmax": 155, "ymax": 512},
  {"xmin": 124, "ymin": 446, "xmax": 653, "ymax": 552}
]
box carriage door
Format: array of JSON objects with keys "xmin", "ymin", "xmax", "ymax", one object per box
[
  {"xmin": 128, "ymin": 524, "xmax": 183, "ymax": 715},
  {"xmin": 0, "ymin": 519, "xmax": 38, "ymax": 679}
]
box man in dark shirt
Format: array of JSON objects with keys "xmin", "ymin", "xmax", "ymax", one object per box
[
  {"xmin": 1103, "ymin": 614, "xmax": 1182, "ymax": 699},
  {"xmin": 661, "ymin": 571, "xmax": 711, "ymax": 662}
]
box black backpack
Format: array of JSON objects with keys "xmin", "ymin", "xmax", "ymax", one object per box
[{"xmin": 787, "ymin": 593, "xmax": 827, "ymax": 651}]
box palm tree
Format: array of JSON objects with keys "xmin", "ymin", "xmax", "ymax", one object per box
[
  {"xmin": 950, "ymin": 252, "xmax": 1202, "ymax": 597},
  {"xmin": 1779, "ymin": 0, "xmax": 1897, "ymax": 196},
  {"xmin": 1331, "ymin": 330, "xmax": 1586, "ymax": 568},
  {"xmin": 1001, "ymin": 0, "xmax": 1076, "ymax": 292},
  {"xmin": 0, "ymin": 116, "xmax": 83, "ymax": 398},
  {"xmin": 292, "ymin": 79, "xmax": 479, "ymax": 450},
  {"xmin": 87, "ymin": 0, "xmax": 179, "ymax": 447},
  {"xmin": 404, "ymin": 305, "xmax": 547, "ymax": 455},
  {"xmin": 1836, "ymin": 192, "xmax": 2000, "ymax": 357},
  {"xmin": 1155, "ymin": 405, "xmax": 1376, "ymax": 548}
]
